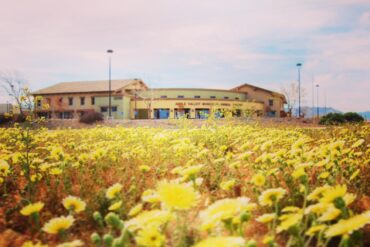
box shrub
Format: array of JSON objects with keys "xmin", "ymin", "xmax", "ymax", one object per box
[
  {"xmin": 0, "ymin": 114, "xmax": 12, "ymax": 124},
  {"xmin": 319, "ymin": 112, "xmax": 364, "ymax": 125},
  {"xmin": 14, "ymin": 114, "xmax": 26, "ymax": 123},
  {"xmin": 79, "ymin": 112, "xmax": 104, "ymax": 124},
  {"xmin": 343, "ymin": 112, "xmax": 364, "ymax": 123}
]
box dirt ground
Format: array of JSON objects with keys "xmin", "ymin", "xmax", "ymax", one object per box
[{"xmin": 39, "ymin": 117, "xmax": 322, "ymax": 129}]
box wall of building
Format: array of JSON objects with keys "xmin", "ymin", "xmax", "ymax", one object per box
[
  {"xmin": 0, "ymin": 104, "xmax": 13, "ymax": 114},
  {"xmin": 232, "ymin": 86, "xmax": 285, "ymax": 117},
  {"xmin": 138, "ymin": 89, "xmax": 247, "ymax": 100},
  {"xmin": 131, "ymin": 99, "xmax": 264, "ymax": 119}
]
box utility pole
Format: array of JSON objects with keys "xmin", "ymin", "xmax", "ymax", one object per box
[
  {"xmin": 107, "ymin": 49, "xmax": 113, "ymax": 119},
  {"xmin": 316, "ymin": 84, "xmax": 320, "ymax": 118},
  {"xmin": 296, "ymin": 63, "xmax": 302, "ymax": 117},
  {"xmin": 324, "ymin": 89, "xmax": 327, "ymax": 114},
  {"xmin": 312, "ymin": 73, "xmax": 314, "ymax": 119}
]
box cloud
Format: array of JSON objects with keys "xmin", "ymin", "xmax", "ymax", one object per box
[{"xmin": 0, "ymin": 0, "xmax": 369, "ymax": 111}]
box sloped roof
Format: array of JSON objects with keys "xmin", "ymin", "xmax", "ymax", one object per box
[
  {"xmin": 231, "ymin": 83, "xmax": 286, "ymax": 102},
  {"xmin": 33, "ymin": 79, "xmax": 146, "ymax": 95}
]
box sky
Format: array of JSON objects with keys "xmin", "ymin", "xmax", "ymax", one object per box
[{"xmin": 0, "ymin": 0, "xmax": 369, "ymax": 112}]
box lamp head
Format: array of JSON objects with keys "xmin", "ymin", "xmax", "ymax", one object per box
[
  {"xmin": 107, "ymin": 49, "xmax": 113, "ymax": 53},
  {"xmin": 296, "ymin": 63, "xmax": 302, "ymax": 67}
]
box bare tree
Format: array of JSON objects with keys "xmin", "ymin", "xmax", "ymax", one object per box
[
  {"xmin": 0, "ymin": 70, "xmax": 32, "ymax": 116},
  {"xmin": 281, "ymin": 82, "xmax": 307, "ymax": 117}
]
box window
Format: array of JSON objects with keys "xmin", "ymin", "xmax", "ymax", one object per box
[
  {"xmin": 210, "ymin": 96, "xmax": 216, "ymax": 99},
  {"xmin": 37, "ymin": 99, "xmax": 41, "ymax": 107},
  {"xmin": 269, "ymin": 99, "xmax": 274, "ymax": 106},
  {"xmin": 224, "ymin": 96, "xmax": 229, "ymax": 99},
  {"xmin": 91, "ymin": 97, "xmax": 95, "ymax": 105},
  {"xmin": 59, "ymin": 97, "xmax": 63, "ymax": 103},
  {"xmin": 80, "ymin": 97, "xmax": 85, "ymax": 106},
  {"xmin": 68, "ymin": 97, "xmax": 73, "ymax": 106},
  {"xmin": 112, "ymin": 106, "xmax": 118, "ymax": 112},
  {"xmin": 59, "ymin": 112, "xmax": 73, "ymax": 119},
  {"xmin": 101, "ymin": 107, "xmax": 108, "ymax": 112},
  {"xmin": 235, "ymin": 97, "xmax": 239, "ymax": 100},
  {"xmin": 194, "ymin": 96, "xmax": 201, "ymax": 99},
  {"xmin": 160, "ymin": 95, "xmax": 167, "ymax": 99},
  {"xmin": 177, "ymin": 95, "xmax": 184, "ymax": 99}
]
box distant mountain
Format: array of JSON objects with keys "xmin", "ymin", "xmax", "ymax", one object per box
[
  {"xmin": 293, "ymin": 107, "xmax": 341, "ymax": 118},
  {"xmin": 291, "ymin": 107, "xmax": 370, "ymax": 120},
  {"xmin": 358, "ymin": 111, "xmax": 370, "ymax": 120}
]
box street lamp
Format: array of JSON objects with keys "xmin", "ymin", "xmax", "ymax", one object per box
[
  {"xmin": 107, "ymin": 49, "xmax": 113, "ymax": 118},
  {"xmin": 316, "ymin": 84, "xmax": 320, "ymax": 118},
  {"xmin": 296, "ymin": 63, "xmax": 302, "ymax": 117}
]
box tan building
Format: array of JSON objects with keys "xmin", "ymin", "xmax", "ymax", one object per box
[{"xmin": 33, "ymin": 79, "xmax": 286, "ymax": 119}]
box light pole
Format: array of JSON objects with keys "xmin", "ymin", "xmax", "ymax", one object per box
[
  {"xmin": 107, "ymin": 49, "xmax": 114, "ymax": 118},
  {"xmin": 316, "ymin": 84, "xmax": 320, "ymax": 118},
  {"xmin": 296, "ymin": 63, "xmax": 302, "ymax": 117}
]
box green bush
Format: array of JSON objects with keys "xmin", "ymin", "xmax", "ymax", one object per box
[
  {"xmin": 0, "ymin": 114, "xmax": 12, "ymax": 124},
  {"xmin": 79, "ymin": 111, "xmax": 104, "ymax": 124},
  {"xmin": 343, "ymin": 112, "xmax": 364, "ymax": 123},
  {"xmin": 319, "ymin": 112, "xmax": 364, "ymax": 125}
]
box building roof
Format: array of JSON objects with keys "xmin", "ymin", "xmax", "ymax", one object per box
[
  {"xmin": 33, "ymin": 79, "xmax": 146, "ymax": 95},
  {"xmin": 231, "ymin": 83, "xmax": 286, "ymax": 102},
  {"xmin": 151, "ymin": 88, "xmax": 242, "ymax": 94}
]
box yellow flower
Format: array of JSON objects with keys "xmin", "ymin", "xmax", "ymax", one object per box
[
  {"xmin": 193, "ymin": 237, "xmax": 245, "ymax": 247},
  {"xmin": 179, "ymin": 164, "xmax": 203, "ymax": 178},
  {"xmin": 318, "ymin": 205, "xmax": 342, "ymax": 222},
  {"xmin": 109, "ymin": 200, "xmax": 123, "ymax": 211},
  {"xmin": 305, "ymin": 202, "xmax": 331, "ymax": 215},
  {"xmin": 62, "ymin": 196, "xmax": 86, "ymax": 213},
  {"xmin": 256, "ymin": 213, "xmax": 276, "ymax": 223},
  {"xmin": 258, "ymin": 188, "xmax": 286, "ymax": 206},
  {"xmin": 20, "ymin": 202, "xmax": 44, "ymax": 216},
  {"xmin": 351, "ymin": 139, "xmax": 364, "ymax": 148},
  {"xmin": 106, "ymin": 183, "xmax": 123, "ymax": 200},
  {"xmin": 142, "ymin": 189, "xmax": 160, "ymax": 203},
  {"xmin": 318, "ymin": 172, "xmax": 330, "ymax": 179},
  {"xmin": 199, "ymin": 197, "xmax": 251, "ymax": 231},
  {"xmin": 251, "ymin": 173, "xmax": 265, "ymax": 187},
  {"xmin": 282, "ymin": 206, "xmax": 301, "ymax": 213},
  {"xmin": 128, "ymin": 203, "xmax": 143, "ymax": 217},
  {"xmin": 325, "ymin": 211, "xmax": 370, "ymax": 237},
  {"xmin": 135, "ymin": 227, "xmax": 165, "ymax": 247},
  {"xmin": 157, "ymin": 181, "xmax": 198, "ymax": 210},
  {"xmin": 292, "ymin": 167, "xmax": 306, "ymax": 179},
  {"xmin": 31, "ymin": 173, "xmax": 43, "ymax": 182},
  {"xmin": 262, "ymin": 235, "xmax": 274, "ymax": 245},
  {"xmin": 56, "ymin": 240, "xmax": 84, "ymax": 247},
  {"xmin": 125, "ymin": 210, "xmax": 173, "ymax": 231},
  {"xmin": 220, "ymin": 179, "xmax": 236, "ymax": 191},
  {"xmin": 320, "ymin": 185, "xmax": 347, "ymax": 203},
  {"xmin": 0, "ymin": 159, "xmax": 10, "ymax": 176},
  {"xmin": 343, "ymin": 193, "xmax": 356, "ymax": 206},
  {"xmin": 349, "ymin": 169, "xmax": 360, "ymax": 181},
  {"xmin": 277, "ymin": 213, "xmax": 303, "ymax": 232},
  {"xmin": 306, "ymin": 224, "xmax": 327, "ymax": 236},
  {"xmin": 22, "ymin": 241, "xmax": 48, "ymax": 247},
  {"xmin": 307, "ymin": 185, "xmax": 330, "ymax": 201},
  {"xmin": 42, "ymin": 215, "xmax": 75, "ymax": 234},
  {"xmin": 49, "ymin": 168, "xmax": 62, "ymax": 175},
  {"xmin": 139, "ymin": 165, "xmax": 151, "ymax": 172}
]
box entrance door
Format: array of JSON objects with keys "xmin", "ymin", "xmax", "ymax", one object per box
[
  {"xmin": 195, "ymin": 109, "xmax": 210, "ymax": 119},
  {"xmin": 136, "ymin": 109, "xmax": 149, "ymax": 119},
  {"xmin": 154, "ymin": 109, "xmax": 170, "ymax": 119},
  {"xmin": 175, "ymin": 108, "xmax": 190, "ymax": 118}
]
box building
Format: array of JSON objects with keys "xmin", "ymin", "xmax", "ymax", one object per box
[
  {"xmin": 0, "ymin": 103, "xmax": 13, "ymax": 114},
  {"xmin": 32, "ymin": 79, "xmax": 286, "ymax": 119}
]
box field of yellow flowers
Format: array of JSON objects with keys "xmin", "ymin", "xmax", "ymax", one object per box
[{"xmin": 0, "ymin": 122, "xmax": 369, "ymax": 247}]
